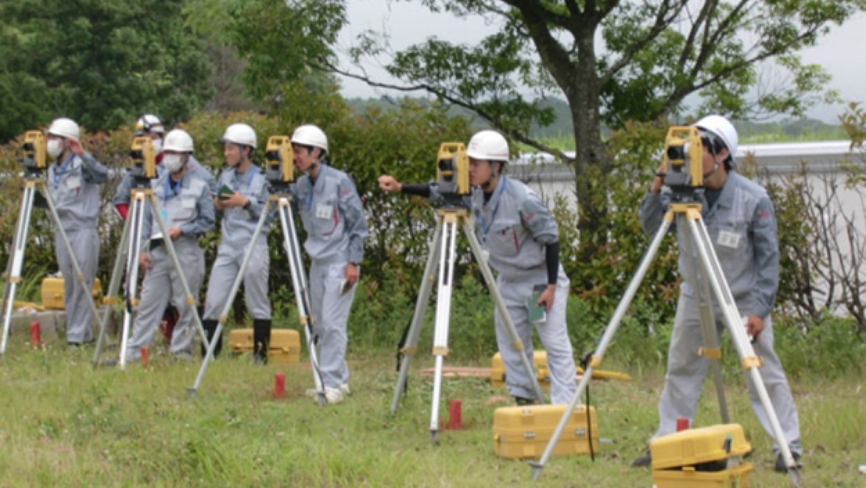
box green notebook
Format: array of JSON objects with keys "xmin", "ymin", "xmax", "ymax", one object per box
[
  {"xmin": 218, "ymin": 184, "xmax": 234, "ymax": 199},
  {"xmin": 526, "ymin": 284, "xmax": 547, "ymax": 324}
]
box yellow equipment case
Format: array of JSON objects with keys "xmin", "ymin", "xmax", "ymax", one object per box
[
  {"xmin": 650, "ymin": 423, "xmax": 753, "ymax": 488},
  {"xmin": 41, "ymin": 277, "xmax": 103, "ymax": 310},
  {"xmin": 490, "ymin": 350, "xmax": 550, "ymax": 388},
  {"xmin": 493, "ymin": 404, "xmax": 599, "ymax": 459},
  {"xmin": 228, "ymin": 328, "xmax": 301, "ymax": 364}
]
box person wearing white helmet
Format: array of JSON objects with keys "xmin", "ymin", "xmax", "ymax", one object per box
[
  {"xmin": 635, "ymin": 115, "xmax": 802, "ymax": 472},
  {"xmin": 378, "ymin": 129, "xmax": 578, "ymax": 406},
  {"xmin": 44, "ymin": 117, "xmax": 109, "ymax": 346},
  {"xmin": 114, "ymin": 115, "xmax": 217, "ymax": 220},
  {"xmin": 200, "ymin": 123, "xmax": 272, "ymax": 361},
  {"xmin": 106, "ymin": 129, "xmax": 215, "ymax": 364},
  {"xmin": 291, "ymin": 124, "xmax": 368, "ymax": 404}
]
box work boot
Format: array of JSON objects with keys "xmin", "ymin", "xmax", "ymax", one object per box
[
  {"xmin": 775, "ymin": 451, "xmax": 801, "ymax": 473},
  {"xmin": 253, "ymin": 319, "xmax": 271, "ymax": 365},
  {"xmin": 631, "ymin": 451, "xmax": 652, "ymax": 467},
  {"xmin": 200, "ymin": 320, "xmax": 222, "ymax": 358},
  {"xmin": 513, "ymin": 396, "xmax": 537, "ymax": 406}
]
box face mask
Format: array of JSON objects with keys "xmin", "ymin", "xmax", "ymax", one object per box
[
  {"xmin": 163, "ymin": 154, "xmax": 184, "ymax": 173},
  {"xmin": 151, "ymin": 138, "xmax": 162, "ymax": 154},
  {"xmin": 47, "ymin": 139, "xmax": 64, "ymax": 158}
]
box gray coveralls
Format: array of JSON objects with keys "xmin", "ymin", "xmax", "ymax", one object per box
[
  {"xmin": 113, "ymin": 155, "xmax": 217, "ymax": 208},
  {"xmin": 294, "ymin": 164, "xmax": 368, "ymax": 389},
  {"xmin": 639, "ymin": 171, "xmax": 802, "ymax": 456},
  {"xmin": 203, "ymin": 165, "xmax": 272, "ymax": 320},
  {"xmin": 431, "ymin": 177, "xmax": 577, "ymax": 404},
  {"xmin": 47, "ymin": 151, "xmax": 108, "ymax": 344},
  {"xmin": 125, "ymin": 168, "xmax": 215, "ymax": 360}
]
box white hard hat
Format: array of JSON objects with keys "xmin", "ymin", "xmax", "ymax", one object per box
[
  {"xmin": 291, "ymin": 125, "xmax": 328, "ymax": 153},
  {"xmin": 135, "ymin": 114, "xmax": 165, "ymax": 135},
  {"xmin": 694, "ymin": 115, "xmax": 738, "ymax": 166},
  {"xmin": 221, "ymin": 123, "xmax": 257, "ymax": 149},
  {"xmin": 47, "ymin": 117, "xmax": 80, "ymax": 142},
  {"xmin": 163, "ymin": 129, "xmax": 194, "ymax": 153},
  {"xmin": 467, "ymin": 130, "xmax": 509, "ymax": 162}
]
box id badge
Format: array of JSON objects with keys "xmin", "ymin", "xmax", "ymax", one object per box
[
  {"xmin": 65, "ymin": 176, "xmax": 81, "ymax": 189},
  {"xmin": 315, "ymin": 203, "xmax": 332, "ymax": 219},
  {"xmin": 160, "ymin": 210, "xmax": 168, "ymax": 222},
  {"xmin": 240, "ymin": 210, "xmax": 251, "ymax": 220},
  {"xmin": 717, "ymin": 230, "xmax": 740, "ymax": 249},
  {"xmin": 182, "ymin": 198, "xmax": 196, "ymax": 209}
]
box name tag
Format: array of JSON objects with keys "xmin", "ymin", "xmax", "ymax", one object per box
[
  {"xmin": 717, "ymin": 230, "xmax": 740, "ymax": 249},
  {"xmin": 65, "ymin": 176, "xmax": 81, "ymax": 189},
  {"xmin": 240, "ymin": 210, "xmax": 251, "ymax": 220},
  {"xmin": 182, "ymin": 198, "xmax": 196, "ymax": 209},
  {"xmin": 315, "ymin": 203, "xmax": 332, "ymax": 219}
]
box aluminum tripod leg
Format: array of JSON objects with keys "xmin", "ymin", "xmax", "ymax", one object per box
[
  {"xmin": 189, "ymin": 200, "xmax": 272, "ymax": 398},
  {"xmin": 463, "ymin": 220, "xmax": 546, "ymax": 404},
  {"xmin": 685, "ymin": 214, "xmax": 800, "ymax": 484},
  {"xmin": 117, "ymin": 193, "xmax": 149, "ymax": 369},
  {"xmin": 92, "ymin": 210, "xmax": 132, "ymax": 366},
  {"xmin": 680, "ymin": 214, "xmax": 730, "ymax": 424},
  {"xmin": 1, "ymin": 182, "xmax": 38, "ymax": 356},
  {"xmin": 529, "ymin": 211, "xmax": 673, "ymax": 479},
  {"xmin": 389, "ymin": 220, "xmax": 443, "ymax": 414}
]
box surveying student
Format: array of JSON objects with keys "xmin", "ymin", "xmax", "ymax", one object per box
[
  {"xmin": 110, "ymin": 129, "xmax": 215, "ymax": 363},
  {"xmin": 377, "ymin": 130, "xmax": 578, "ymax": 405},
  {"xmin": 291, "ymin": 124, "xmax": 368, "ymax": 404},
  {"xmin": 200, "ymin": 123, "xmax": 272, "ymax": 362},
  {"xmin": 45, "ymin": 117, "xmax": 109, "ymax": 346},
  {"xmin": 633, "ymin": 115, "xmax": 802, "ymax": 472}
]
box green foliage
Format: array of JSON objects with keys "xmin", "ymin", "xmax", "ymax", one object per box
[{"xmin": 0, "ymin": 0, "xmax": 213, "ymax": 142}]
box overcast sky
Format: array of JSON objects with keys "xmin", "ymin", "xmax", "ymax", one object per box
[{"xmin": 335, "ymin": 1, "xmax": 866, "ymax": 124}]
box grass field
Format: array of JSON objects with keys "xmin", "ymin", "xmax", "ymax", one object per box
[{"xmin": 1, "ymin": 336, "xmax": 864, "ymax": 487}]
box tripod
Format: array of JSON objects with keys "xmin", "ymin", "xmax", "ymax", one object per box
[
  {"xmin": 92, "ymin": 184, "xmax": 211, "ymax": 369},
  {"xmin": 2, "ymin": 175, "xmax": 107, "ymax": 355},
  {"xmin": 391, "ymin": 207, "xmax": 546, "ymax": 443},
  {"xmin": 528, "ymin": 202, "xmax": 801, "ymax": 485},
  {"xmin": 187, "ymin": 191, "xmax": 326, "ymax": 404}
]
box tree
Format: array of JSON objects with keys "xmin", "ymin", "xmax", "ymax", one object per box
[
  {"xmin": 0, "ymin": 0, "xmax": 212, "ymax": 142},
  {"xmin": 338, "ymin": 0, "xmax": 864, "ymax": 287}
]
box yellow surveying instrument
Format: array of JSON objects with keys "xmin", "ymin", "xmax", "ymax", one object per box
[
  {"xmin": 390, "ymin": 142, "xmax": 545, "ymax": 443},
  {"xmin": 92, "ymin": 137, "xmax": 211, "ymax": 369},
  {"xmin": 188, "ymin": 135, "xmax": 327, "ymax": 404},
  {"xmin": 2, "ymin": 131, "xmax": 107, "ymax": 355},
  {"xmin": 528, "ymin": 128, "xmax": 801, "ymax": 485}
]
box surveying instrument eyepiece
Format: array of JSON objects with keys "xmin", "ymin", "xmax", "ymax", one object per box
[
  {"xmin": 435, "ymin": 142, "xmax": 470, "ymax": 208},
  {"xmin": 21, "ymin": 131, "xmax": 47, "ymax": 175},
  {"xmin": 129, "ymin": 137, "xmax": 157, "ymax": 187},
  {"xmin": 663, "ymin": 126, "xmax": 705, "ymax": 201},
  {"xmin": 264, "ymin": 135, "xmax": 294, "ymax": 191}
]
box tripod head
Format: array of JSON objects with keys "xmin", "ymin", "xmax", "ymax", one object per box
[
  {"xmin": 264, "ymin": 135, "xmax": 294, "ymax": 193},
  {"xmin": 21, "ymin": 131, "xmax": 47, "ymax": 177},
  {"xmin": 129, "ymin": 137, "xmax": 158, "ymax": 189},
  {"xmin": 663, "ymin": 126, "xmax": 705, "ymax": 203},
  {"xmin": 436, "ymin": 142, "xmax": 470, "ymax": 208}
]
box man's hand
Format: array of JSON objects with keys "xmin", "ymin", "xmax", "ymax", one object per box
[
  {"xmin": 168, "ymin": 227, "xmax": 183, "ymax": 240},
  {"xmin": 344, "ymin": 263, "xmax": 359, "ymax": 288},
  {"xmin": 650, "ymin": 162, "xmax": 666, "ymax": 194},
  {"xmin": 220, "ymin": 190, "xmax": 249, "ymax": 209},
  {"xmin": 378, "ymin": 175, "xmax": 402, "ymax": 193},
  {"xmin": 745, "ymin": 315, "xmax": 765, "ymax": 341},
  {"xmin": 66, "ymin": 138, "xmax": 85, "ymax": 156},
  {"xmin": 537, "ymin": 284, "xmax": 556, "ymax": 312},
  {"xmin": 213, "ymin": 197, "xmax": 226, "ymax": 211},
  {"xmin": 139, "ymin": 253, "xmax": 153, "ymax": 271}
]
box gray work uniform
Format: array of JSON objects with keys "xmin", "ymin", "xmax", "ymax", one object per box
[
  {"xmin": 639, "ymin": 171, "xmax": 802, "ymax": 456},
  {"xmin": 125, "ymin": 169, "xmax": 215, "ymax": 360},
  {"xmin": 430, "ymin": 177, "xmax": 576, "ymax": 404},
  {"xmin": 47, "ymin": 152, "xmax": 108, "ymax": 343},
  {"xmin": 113, "ymin": 155, "xmax": 217, "ymax": 207},
  {"xmin": 294, "ymin": 164, "xmax": 368, "ymax": 389},
  {"xmin": 203, "ymin": 164, "xmax": 272, "ymax": 321}
]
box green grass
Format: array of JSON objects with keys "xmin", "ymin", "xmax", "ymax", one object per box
[{"xmin": 0, "ymin": 338, "xmax": 864, "ymax": 487}]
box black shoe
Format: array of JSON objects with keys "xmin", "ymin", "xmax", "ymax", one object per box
[
  {"xmin": 775, "ymin": 452, "xmax": 801, "ymax": 473},
  {"xmin": 631, "ymin": 451, "xmax": 652, "ymax": 468},
  {"xmin": 253, "ymin": 319, "xmax": 271, "ymax": 365},
  {"xmin": 200, "ymin": 320, "xmax": 221, "ymax": 358},
  {"xmin": 513, "ymin": 396, "xmax": 537, "ymax": 406}
]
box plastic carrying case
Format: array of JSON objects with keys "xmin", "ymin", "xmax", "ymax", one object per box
[
  {"xmin": 651, "ymin": 423, "xmax": 753, "ymax": 488},
  {"xmin": 493, "ymin": 404, "xmax": 599, "ymax": 459},
  {"xmin": 228, "ymin": 328, "xmax": 300, "ymax": 364}
]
